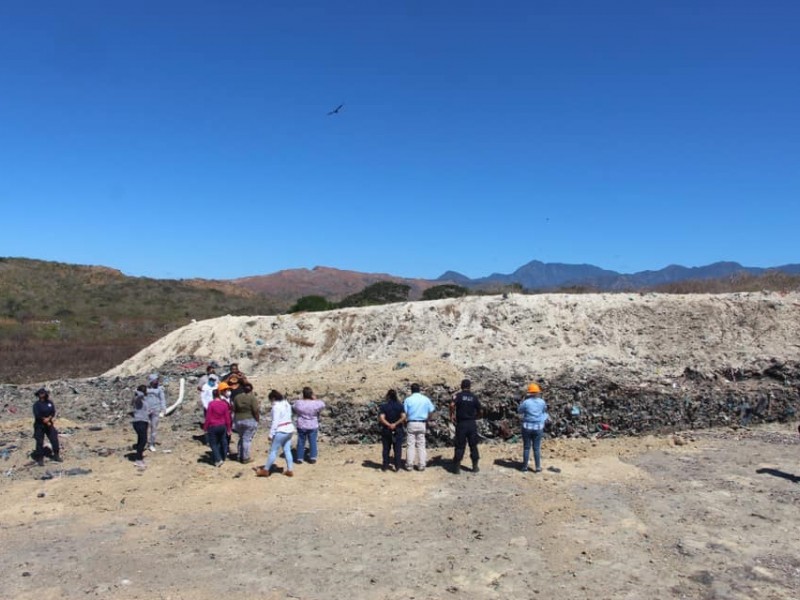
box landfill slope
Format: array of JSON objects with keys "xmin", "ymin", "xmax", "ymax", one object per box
[{"xmin": 105, "ymin": 291, "xmax": 800, "ymax": 397}]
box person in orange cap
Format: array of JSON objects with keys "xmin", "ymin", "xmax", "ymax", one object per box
[{"xmin": 518, "ymin": 383, "xmax": 549, "ymax": 473}]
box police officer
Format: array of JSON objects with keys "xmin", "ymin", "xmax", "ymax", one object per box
[
  {"xmin": 32, "ymin": 388, "xmax": 61, "ymax": 466},
  {"xmin": 450, "ymin": 379, "xmax": 482, "ymax": 474}
]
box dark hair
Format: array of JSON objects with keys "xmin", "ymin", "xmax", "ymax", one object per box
[
  {"xmin": 136, "ymin": 384, "xmax": 147, "ymax": 394},
  {"xmin": 206, "ymin": 365, "xmax": 215, "ymax": 373},
  {"xmin": 212, "ymin": 388, "xmax": 222, "ymax": 398},
  {"xmin": 302, "ymin": 386, "xmax": 313, "ymax": 399},
  {"xmin": 410, "ymin": 383, "xmax": 421, "ymax": 393},
  {"xmin": 243, "ymin": 383, "xmax": 253, "ymax": 393},
  {"xmin": 268, "ymin": 389, "xmax": 284, "ymax": 402},
  {"xmin": 461, "ymin": 379, "xmax": 471, "ymax": 390},
  {"xmin": 385, "ymin": 389, "xmax": 398, "ymax": 403},
  {"xmin": 35, "ymin": 388, "xmax": 49, "ymax": 399}
]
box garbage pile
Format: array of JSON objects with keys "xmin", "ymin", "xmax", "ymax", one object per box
[{"xmin": 1, "ymin": 360, "xmax": 798, "ymax": 448}]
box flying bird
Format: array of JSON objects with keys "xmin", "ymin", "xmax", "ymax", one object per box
[{"xmin": 327, "ymin": 104, "xmax": 344, "ymax": 116}]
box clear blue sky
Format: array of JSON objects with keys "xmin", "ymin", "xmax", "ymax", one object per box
[{"xmin": 2, "ymin": 1, "xmax": 798, "ymax": 280}]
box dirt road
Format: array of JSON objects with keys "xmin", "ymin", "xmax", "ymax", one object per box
[{"xmin": 1, "ymin": 420, "xmax": 798, "ymax": 600}]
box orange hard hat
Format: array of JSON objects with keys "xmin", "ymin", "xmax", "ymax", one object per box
[
  {"xmin": 217, "ymin": 382, "xmax": 230, "ymax": 393},
  {"xmin": 527, "ymin": 383, "xmax": 541, "ymax": 394}
]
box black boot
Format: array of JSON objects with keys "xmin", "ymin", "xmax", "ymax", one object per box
[
  {"xmin": 52, "ymin": 454, "xmax": 63, "ymax": 463},
  {"xmin": 453, "ymin": 462, "xmax": 461, "ymax": 475},
  {"xmin": 472, "ymin": 460, "xmax": 480, "ymax": 473}
]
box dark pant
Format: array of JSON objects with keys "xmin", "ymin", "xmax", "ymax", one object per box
[
  {"xmin": 132, "ymin": 421, "xmax": 149, "ymax": 460},
  {"xmin": 453, "ymin": 420, "xmax": 479, "ymax": 464},
  {"xmin": 381, "ymin": 428, "xmax": 405, "ymax": 469},
  {"xmin": 207, "ymin": 425, "xmax": 228, "ymax": 464},
  {"xmin": 34, "ymin": 423, "xmax": 59, "ymax": 459}
]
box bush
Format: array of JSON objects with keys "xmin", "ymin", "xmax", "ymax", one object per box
[
  {"xmin": 422, "ymin": 284, "xmax": 470, "ymax": 300},
  {"xmin": 337, "ymin": 281, "xmax": 411, "ymax": 308},
  {"xmin": 289, "ymin": 295, "xmax": 335, "ymax": 313}
]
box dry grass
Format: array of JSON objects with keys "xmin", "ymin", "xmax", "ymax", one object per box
[{"xmin": 0, "ymin": 338, "xmax": 156, "ymax": 383}]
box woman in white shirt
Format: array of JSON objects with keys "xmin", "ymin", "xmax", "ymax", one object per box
[{"xmin": 255, "ymin": 390, "xmax": 295, "ymax": 478}]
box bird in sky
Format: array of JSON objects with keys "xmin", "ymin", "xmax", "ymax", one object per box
[{"xmin": 327, "ymin": 104, "xmax": 344, "ymax": 116}]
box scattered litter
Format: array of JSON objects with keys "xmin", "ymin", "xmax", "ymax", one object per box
[
  {"xmin": 547, "ymin": 466, "xmax": 561, "ymax": 473},
  {"xmin": 393, "ymin": 361, "xmax": 410, "ymax": 370},
  {"xmin": 37, "ymin": 492, "xmax": 45, "ymax": 498},
  {"xmin": 255, "ymin": 339, "xmax": 265, "ymax": 346}
]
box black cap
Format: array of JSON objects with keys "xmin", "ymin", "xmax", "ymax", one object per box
[
  {"xmin": 35, "ymin": 388, "xmax": 48, "ymax": 397},
  {"xmin": 461, "ymin": 379, "xmax": 471, "ymax": 390}
]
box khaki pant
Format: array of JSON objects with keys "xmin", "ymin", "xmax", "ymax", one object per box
[{"xmin": 405, "ymin": 421, "xmax": 428, "ymax": 469}]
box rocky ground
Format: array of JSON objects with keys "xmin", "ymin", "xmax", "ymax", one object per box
[
  {"xmin": 2, "ymin": 292, "xmax": 800, "ymax": 599},
  {"xmin": 0, "ymin": 418, "xmax": 798, "ymax": 600}
]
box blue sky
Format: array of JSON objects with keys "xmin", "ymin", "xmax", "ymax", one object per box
[{"xmin": 1, "ymin": 1, "xmax": 798, "ymax": 280}]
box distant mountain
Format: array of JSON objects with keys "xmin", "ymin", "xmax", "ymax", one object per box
[
  {"xmin": 232, "ymin": 266, "xmax": 443, "ymax": 306},
  {"xmin": 437, "ymin": 260, "xmax": 800, "ymax": 291}
]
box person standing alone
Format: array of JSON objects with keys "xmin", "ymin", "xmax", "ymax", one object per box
[
  {"xmin": 450, "ymin": 379, "xmax": 482, "ymax": 474},
  {"xmin": 32, "ymin": 388, "xmax": 61, "ymax": 466},
  {"xmin": 403, "ymin": 383, "xmax": 435, "ymax": 471},
  {"xmin": 518, "ymin": 383, "xmax": 549, "ymax": 473}
]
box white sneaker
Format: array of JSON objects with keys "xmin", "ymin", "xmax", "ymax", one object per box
[
  {"xmin": 149, "ymin": 445, "xmax": 156, "ymax": 452},
  {"xmin": 134, "ymin": 460, "xmax": 147, "ymax": 469}
]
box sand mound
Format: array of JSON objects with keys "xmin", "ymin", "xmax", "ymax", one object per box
[{"xmin": 105, "ymin": 292, "xmax": 800, "ymax": 398}]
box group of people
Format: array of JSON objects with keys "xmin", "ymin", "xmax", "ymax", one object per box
[
  {"xmin": 31, "ymin": 368, "xmax": 550, "ymax": 475},
  {"xmin": 379, "ymin": 379, "xmax": 550, "ymax": 474},
  {"xmin": 194, "ymin": 363, "xmax": 327, "ymax": 475}
]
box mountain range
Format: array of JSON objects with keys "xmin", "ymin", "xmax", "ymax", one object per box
[{"xmin": 438, "ymin": 260, "xmax": 800, "ymax": 291}]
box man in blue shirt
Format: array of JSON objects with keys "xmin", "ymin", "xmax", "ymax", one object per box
[{"xmin": 403, "ymin": 383, "xmax": 436, "ymax": 471}]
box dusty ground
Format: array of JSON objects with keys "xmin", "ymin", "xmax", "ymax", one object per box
[{"xmin": 1, "ymin": 418, "xmax": 798, "ymax": 600}]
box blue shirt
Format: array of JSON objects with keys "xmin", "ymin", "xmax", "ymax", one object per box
[
  {"xmin": 404, "ymin": 393, "xmax": 435, "ymax": 421},
  {"xmin": 519, "ymin": 396, "xmax": 549, "ymax": 430}
]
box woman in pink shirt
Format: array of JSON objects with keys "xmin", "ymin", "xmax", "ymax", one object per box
[
  {"xmin": 292, "ymin": 386, "xmax": 326, "ymax": 464},
  {"xmin": 203, "ymin": 386, "xmax": 232, "ymax": 467}
]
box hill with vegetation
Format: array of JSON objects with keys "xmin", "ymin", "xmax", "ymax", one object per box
[{"xmin": 0, "ymin": 258, "xmax": 280, "ymax": 384}]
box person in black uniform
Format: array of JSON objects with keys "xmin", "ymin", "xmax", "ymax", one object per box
[
  {"xmin": 32, "ymin": 388, "xmax": 61, "ymax": 466},
  {"xmin": 450, "ymin": 379, "xmax": 482, "ymax": 474},
  {"xmin": 378, "ymin": 389, "xmax": 406, "ymax": 472}
]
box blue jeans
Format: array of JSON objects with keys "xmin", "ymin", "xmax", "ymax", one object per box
[
  {"xmin": 207, "ymin": 425, "xmax": 228, "ymax": 464},
  {"xmin": 264, "ymin": 431, "xmax": 294, "ymax": 472},
  {"xmin": 295, "ymin": 428, "xmax": 318, "ymax": 462},
  {"xmin": 522, "ymin": 428, "xmax": 544, "ymax": 470}
]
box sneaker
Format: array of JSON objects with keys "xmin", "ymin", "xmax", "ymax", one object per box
[
  {"xmin": 149, "ymin": 445, "xmax": 156, "ymax": 452},
  {"xmin": 52, "ymin": 455, "xmax": 63, "ymax": 463},
  {"xmin": 36, "ymin": 458, "xmax": 44, "ymax": 467},
  {"xmin": 295, "ymin": 460, "xmax": 303, "ymax": 464},
  {"xmin": 284, "ymin": 470, "xmax": 294, "ymax": 477},
  {"xmin": 534, "ymin": 467, "xmax": 542, "ymax": 473},
  {"xmin": 254, "ymin": 467, "xmax": 271, "ymax": 477},
  {"xmin": 520, "ymin": 464, "xmax": 529, "ymax": 472},
  {"xmin": 215, "ymin": 460, "xmax": 224, "ymax": 467},
  {"xmin": 307, "ymin": 459, "xmax": 317, "ymax": 464},
  {"xmin": 472, "ymin": 462, "xmax": 480, "ymax": 473},
  {"xmin": 241, "ymin": 457, "xmax": 253, "ymax": 464},
  {"xmin": 134, "ymin": 460, "xmax": 147, "ymax": 469}
]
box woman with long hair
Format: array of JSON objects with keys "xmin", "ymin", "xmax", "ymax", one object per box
[{"xmin": 255, "ymin": 390, "xmax": 295, "ymax": 478}]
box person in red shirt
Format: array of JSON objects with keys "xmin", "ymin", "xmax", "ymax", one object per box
[{"xmin": 203, "ymin": 385, "xmax": 232, "ymax": 467}]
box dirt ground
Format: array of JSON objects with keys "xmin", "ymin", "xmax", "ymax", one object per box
[{"xmin": 1, "ymin": 419, "xmax": 799, "ymax": 600}]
